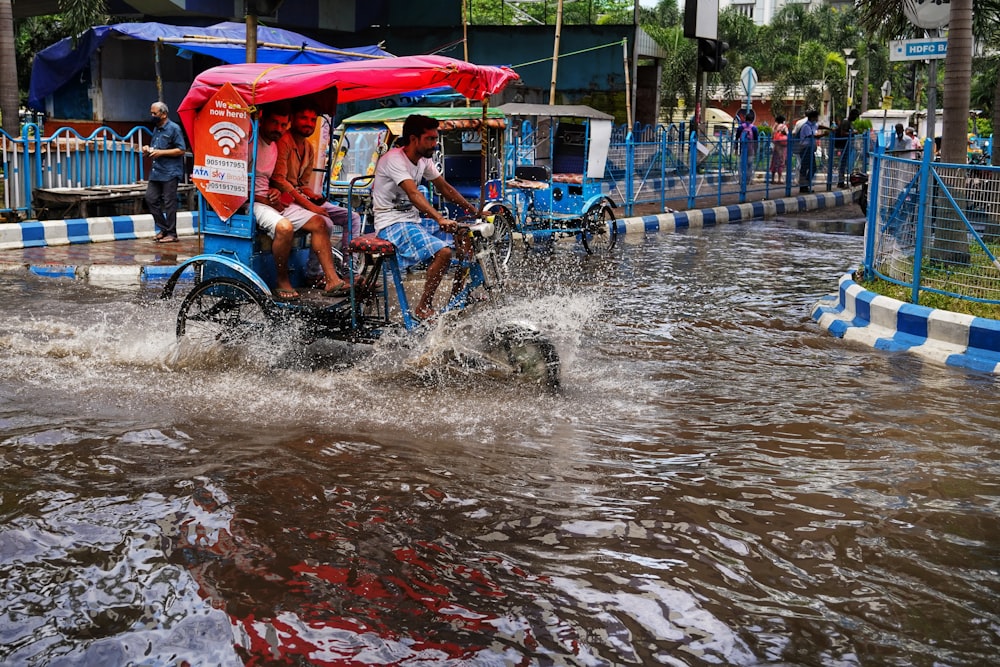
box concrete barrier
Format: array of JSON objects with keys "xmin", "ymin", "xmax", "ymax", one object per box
[
  {"xmin": 812, "ymin": 273, "xmax": 1000, "ymax": 373},
  {"xmin": 0, "ymin": 212, "xmax": 199, "ymax": 251}
]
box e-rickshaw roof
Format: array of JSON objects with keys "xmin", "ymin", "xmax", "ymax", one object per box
[
  {"xmin": 178, "ymin": 55, "xmax": 519, "ymax": 141},
  {"xmin": 340, "ymin": 106, "xmax": 507, "ymax": 131},
  {"xmin": 495, "ymin": 103, "xmax": 615, "ymax": 121}
]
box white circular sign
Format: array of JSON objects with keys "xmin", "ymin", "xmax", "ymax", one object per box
[
  {"xmin": 740, "ymin": 66, "xmax": 758, "ymax": 96},
  {"xmin": 903, "ymin": 0, "xmax": 950, "ymax": 29}
]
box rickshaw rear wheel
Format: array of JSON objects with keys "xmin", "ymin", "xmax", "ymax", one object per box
[
  {"xmin": 581, "ymin": 203, "xmax": 617, "ymax": 254},
  {"xmin": 176, "ymin": 277, "xmax": 275, "ymax": 345}
]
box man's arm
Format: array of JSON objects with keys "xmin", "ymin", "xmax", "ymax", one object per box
[
  {"xmin": 270, "ymin": 136, "xmax": 296, "ymax": 194},
  {"xmin": 147, "ymin": 146, "xmax": 185, "ymax": 159},
  {"xmin": 271, "ymin": 136, "xmax": 326, "ymax": 215},
  {"xmin": 397, "ymin": 178, "xmax": 463, "ymax": 232},
  {"xmin": 146, "ymin": 124, "xmax": 186, "ymax": 159}
]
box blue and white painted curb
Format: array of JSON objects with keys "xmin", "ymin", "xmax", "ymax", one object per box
[
  {"xmin": 0, "ymin": 211, "xmax": 199, "ymax": 250},
  {"xmin": 0, "ymin": 212, "xmax": 199, "ymax": 287},
  {"xmin": 0, "ymin": 189, "xmax": 851, "ymax": 286},
  {"xmin": 615, "ymin": 189, "xmax": 852, "ymax": 235},
  {"xmin": 812, "ymin": 272, "xmax": 1000, "ymax": 374}
]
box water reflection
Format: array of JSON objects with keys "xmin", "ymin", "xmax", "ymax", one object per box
[{"xmin": 1, "ymin": 225, "xmax": 998, "ymax": 665}]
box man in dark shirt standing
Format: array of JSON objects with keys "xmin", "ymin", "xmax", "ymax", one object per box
[{"xmin": 144, "ymin": 101, "xmax": 186, "ymax": 243}]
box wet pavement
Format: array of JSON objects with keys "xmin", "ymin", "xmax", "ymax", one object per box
[
  {"xmin": 0, "ymin": 234, "xmax": 204, "ymax": 271},
  {"xmin": 0, "ymin": 197, "xmax": 863, "ymax": 275}
]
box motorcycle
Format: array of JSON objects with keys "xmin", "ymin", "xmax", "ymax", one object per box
[{"xmin": 849, "ymin": 171, "xmax": 869, "ymax": 216}]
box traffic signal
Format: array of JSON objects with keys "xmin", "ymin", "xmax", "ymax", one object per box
[
  {"xmin": 246, "ymin": 0, "xmax": 284, "ymax": 16},
  {"xmin": 698, "ymin": 38, "xmax": 730, "ymax": 73}
]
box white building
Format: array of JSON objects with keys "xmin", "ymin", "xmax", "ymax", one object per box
[{"xmin": 721, "ymin": 0, "xmax": 852, "ymax": 26}]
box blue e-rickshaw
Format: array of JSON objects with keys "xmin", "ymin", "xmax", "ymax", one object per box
[{"xmin": 497, "ymin": 103, "xmax": 618, "ymax": 253}]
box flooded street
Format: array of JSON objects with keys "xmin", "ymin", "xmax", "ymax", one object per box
[{"xmin": 1, "ymin": 222, "xmax": 997, "ymax": 666}]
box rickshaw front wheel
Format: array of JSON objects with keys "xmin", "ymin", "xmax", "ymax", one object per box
[
  {"xmin": 581, "ymin": 204, "xmax": 618, "ymax": 254},
  {"xmin": 487, "ymin": 206, "xmax": 516, "ymax": 266},
  {"xmin": 176, "ymin": 277, "xmax": 276, "ymax": 345},
  {"xmin": 485, "ymin": 323, "xmax": 560, "ymax": 390}
]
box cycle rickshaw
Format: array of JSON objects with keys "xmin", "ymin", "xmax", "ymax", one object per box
[
  {"xmin": 159, "ymin": 56, "xmax": 560, "ymax": 387},
  {"xmin": 497, "ymin": 103, "xmax": 619, "ymax": 253}
]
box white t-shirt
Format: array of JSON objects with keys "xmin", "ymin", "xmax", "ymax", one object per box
[
  {"xmin": 254, "ymin": 139, "xmax": 278, "ymax": 195},
  {"xmin": 372, "ymin": 147, "xmax": 441, "ymax": 232}
]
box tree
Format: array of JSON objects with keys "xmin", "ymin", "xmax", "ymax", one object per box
[
  {"xmin": 854, "ymin": 0, "xmax": 984, "ymax": 164},
  {"xmin": 0, "ymin": 0, "xmax": 17, "ymax": 135},
  {"xmin": 854, "ymin": 0, "xmax": 998, "ymax": 266},
  {"xmin": 0, "ymin": 0, "xmax": 107, "ymax": 136}
]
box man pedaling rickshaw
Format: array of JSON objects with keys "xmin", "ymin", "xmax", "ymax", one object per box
[{"xmin": 371, "ymin": 114, "xmax": 480, "ymax": 321}]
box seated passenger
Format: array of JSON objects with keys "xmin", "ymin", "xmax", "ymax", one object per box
[
  {"xmin": 372, "ymin": 114, "xmax": 478, "ymax": 320},
  {"xmin": 253, "ymin": 103, "xmax": 348, "ymax": 301},
  {"xmin": 271, "ymin": 99, "xmax": 363, "ymax": 252}
]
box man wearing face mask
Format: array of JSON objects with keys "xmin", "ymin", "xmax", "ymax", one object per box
[
  {"xmin": 371, "ymin": 114, "xmax": 478, "ymax": 321},
  {"xmin": 144, "ymin": 101, "xmax": 187, "ymax": 243}
]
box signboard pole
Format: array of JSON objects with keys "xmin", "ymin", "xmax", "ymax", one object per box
[{"xmin": 925, "ymin": 28, "xmax": 941, "ymax": 143}]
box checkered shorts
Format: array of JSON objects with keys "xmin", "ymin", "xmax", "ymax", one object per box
[{"xmin": 377, "ymin": 220, "xmax": 453, "ymax": 271}]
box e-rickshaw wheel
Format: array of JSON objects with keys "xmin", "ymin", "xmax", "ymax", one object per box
[
  {"xmin": 488, "ymin": 207, "xmax": 516, "ymax": 266},
  {"xmin": 580, "ymin": 203, "xmax": 618, "ymax": 254},
  {"xmin": 176, "ymin": 277, "xmax": 276, "ymax": 345}
]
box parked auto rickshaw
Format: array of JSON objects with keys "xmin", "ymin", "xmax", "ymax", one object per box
[{"xmin": 497, "ymin": 103, "xmax": 618, "ymax": 253}]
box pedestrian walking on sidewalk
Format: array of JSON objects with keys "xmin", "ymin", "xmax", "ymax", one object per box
[{"xmin": 144, "ymin": 101, "xmax": 186, "ymax": 243}]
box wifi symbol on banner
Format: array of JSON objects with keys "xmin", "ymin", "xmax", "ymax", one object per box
[{"xmin": 209, "ymin": 121, "xmax": 247, "ymax": 156}]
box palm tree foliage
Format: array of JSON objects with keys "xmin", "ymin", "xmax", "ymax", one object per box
[
  {"xmin": 641, "ymin": 0, "xmax": 996, "ymax": 154},
  {"xmin": 468, "ymin": 0, "xmax": 636, "ymax": 25}
]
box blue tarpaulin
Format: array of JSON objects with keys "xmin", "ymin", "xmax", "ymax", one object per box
[{"xmin": 28, "ymin": 21, "xmax": 393, "ymax": 110}]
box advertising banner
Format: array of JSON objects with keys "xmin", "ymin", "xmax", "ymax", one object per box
[{"xmin": 191, "ymin": 82, "xmax": 252, "ymax": 221}]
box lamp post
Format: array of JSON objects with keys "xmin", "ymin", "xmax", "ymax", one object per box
[
  {"xmin": 842, "ymin": 49, "xmax": 856, "ymax": 119},
  {"xmin": 849, "ymin": 69, "xmax": 860, "ymax": 109}
]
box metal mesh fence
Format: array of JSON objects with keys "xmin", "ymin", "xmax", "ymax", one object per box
[
  {"xmin": 3, "ymin": 116, "xmax": 874, "ymax": 222},
  {"xmin": 867, "ymin": 143, "xmax": 1000, "ymax": 305}
]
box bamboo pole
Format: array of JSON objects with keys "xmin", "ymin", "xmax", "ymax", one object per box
[
  {"xmin": 463, "ymin": 0, "xmax": 470, "ymax": 107},
  {"xmin": 549, "ymin": 0, "xmax": 564, "ymax": 105},
  {"xmin": 154, "ymin": 40, "xmax": 164, "ymax": 102},
  {"xmin": 622, "ymin": 38, "xmax": 632, "ymax": 129},
  {"xmin": 160, "ymin": 35, "xmax": 389, "ymax": 59},
  {"xmin": 479, "ymin": 96, "xmax": 488, "ymax": 212},
  {"xmin": 246, "ymin": 13, "xmax": 258, "ymax": 63}
]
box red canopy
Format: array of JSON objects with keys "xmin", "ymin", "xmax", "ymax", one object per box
[{"xmin": 177, "ymin": 55, "xmax": 520, "ymax": 141}]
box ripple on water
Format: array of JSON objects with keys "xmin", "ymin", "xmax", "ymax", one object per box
[{"xmin": 1, "ymin": 228, "xmax": 999, "ymax": 665}]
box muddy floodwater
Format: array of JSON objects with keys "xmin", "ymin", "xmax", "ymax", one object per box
[{"xmin": 1, "ymin": 222, "xmax": 997, "ymax": 666}]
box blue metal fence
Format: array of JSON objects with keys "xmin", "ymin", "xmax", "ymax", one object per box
[
  {"xmin": 1, "ymin": 123, "xmax": 150, "ymax": 219},
  {"xmin": 2, "ymin": 119, "xmax": 872, "ymax": 222},
  {"xmin": 864, "ymin": 137, "xmax": 1000, "ymax": 305}
]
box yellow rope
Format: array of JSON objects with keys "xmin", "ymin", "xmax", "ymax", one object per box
[
  {"xmin": 248, "ymin": 64, "xmax": 285, "ymax": 112},
  {"xmin": 512, "ymin": 40, "xmax": 621, "ymax": 68}
]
